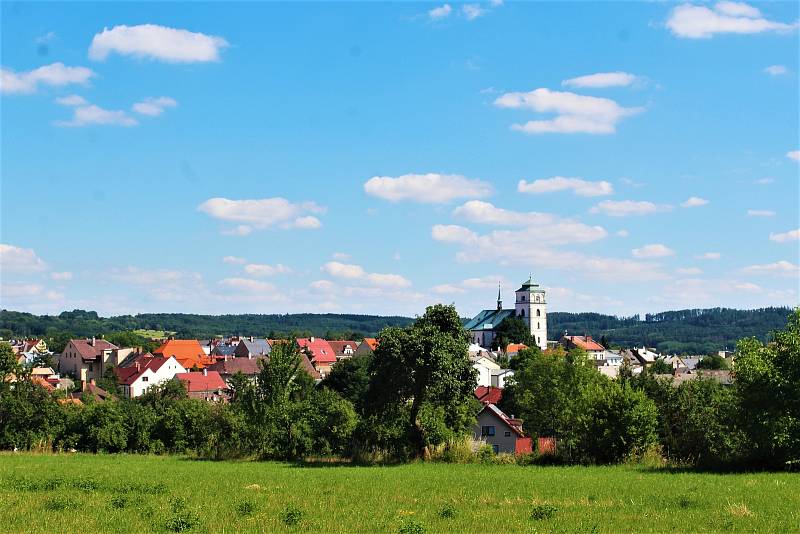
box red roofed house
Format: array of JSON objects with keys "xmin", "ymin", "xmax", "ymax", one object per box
[
  {"xmin": 154, "ymin": 339, "xmax": 214, "ymax": 370},
  {"xmin": 505, "ymin": 343, "xmax": 528, "ymax": 355},
  {"xmin": 115, "ymin": 354, "xmax": 187, "ymax": 398},
  {"xmin": 175, "ymin": 370, "xmax": 228, "ymax": 402},
  {"xmin": 355, "ymin": 337, "xmax": 378, "ymax": 356},
  {"xmin": 328, "ymin": 341, "xmax": 358, "ymax": 361},
  {"xmin": 473, "ymin": 403, "xmax": 532, "ymax": 455},
  {"xmin": 59, "ymin": 338, "xmax": 120, "ymax": 382},
  {"xmin": 560, "ymin": 335, "xmax": 605, "ymax": 359},
  {"xmin": 296, "ymin": 337, "xmax": 337, "ymax": 377},
  {"xmin": 475, "ymin": 385, "xmax": 503, "ymax": 405}
]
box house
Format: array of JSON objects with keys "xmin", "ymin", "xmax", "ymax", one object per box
[
  {"xmin": 58, "ymin": 338, "xmax": 120, "ymax": 382},
  {"xmin": 473, "ymin": 403, "xmax": 532, "ymax": 455},
  {"xmin": 471, "ymin": 353, "xmax": 501, "ymax": 388},
  {"xmin": 175, "ymin": 370, "xmax": 228, "ymax": 401},
  {"xmin": 115, "ymin": 354, "xmax": 187, "ymax": 398},
  {"xmin": 328, "ymin": 341, "xmax": 358, "ymax": 360},
  {"xmin": 211, "ymin": 343, "xmax": 237, "ymax": 359},
  {"xmin": 71, "ymin": 379, "xmax": 115, "ymax": 402},
  {"xmin": 15, "ymin": 339, "xmax": 52, "ymax": 366},
  {"xmin": 296, "ymin": 337, "xmax": 337, "ymax": 377},
  {"xmin": 154, "ymin": 339, "xmax": 213, "ymax": 370},
  {"xmin": 475, "ymin": 385, "xmax": 503, "ymax": 405},
  {"xmin": 561, "ymin": 335, "xmax": 605, "ymax": 359},
  {"xmin": 491, "ymin": 368, "xmax": 514, "ymax": 388},
  {"xmin": 354, "ymin": 338, "xmax": 378, "ymax": 356},
  {"xmin": 234, "ymin": 337, "xmax": 272, "ymax": 358},
  {"xmin": 208, "ymin": 355, "xmax": 266, "ymax": 385},
  {"xmin": 505, "ymin": 343, "xmax": 528, "ymax": 356},
  {"xmin": 465, "ymin": 278, "xmax": 548, "ymax": 351}
]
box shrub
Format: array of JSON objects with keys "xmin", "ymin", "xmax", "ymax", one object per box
[
  {"xmin": 165, "ymin": 511, "xmax": 200, "ymax": 532},
  {"xmin": 492, "ymin": 453, "xmax": 517, "ymax": 465},
  {"xmin": 477, "ymin": 444, "xmax": 495, "ymax": 464},
  {"xmin": 435, "ymin": 438, "xmax": 475, "ymax": 464},
  {"xmin": 43, "ymin": 496, "xmax": 75, "ymax": 511},
  {"xmin": 398, "ymin": 519, "xmax": 425, "ymax": 534},
  {"xmin": 235, "ymin": 500, "xmax": 255, "ymax": 517},
  {"xmin": 438, "ymin": 504, "xmax": 457, "ymax": 519},
  {"xmin": 110, "ymin": 495, "xmax": 128, "ymax": 509},
  {"xmin": 530, "ymin": 504, "xmax": 557, "ymax": 521},
  {"xmin": 280, "ymin": 505, "xmax": 303, "ymax": 526}
]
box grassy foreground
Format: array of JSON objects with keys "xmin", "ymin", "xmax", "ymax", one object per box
[{"xmin": 0, "ymin": 454, "xmax": 798, "ymax": 533}]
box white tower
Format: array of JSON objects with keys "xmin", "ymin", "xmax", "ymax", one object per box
[{"xmin": 514, "ymin": 277, "xmax": 547, "ymax": 351}]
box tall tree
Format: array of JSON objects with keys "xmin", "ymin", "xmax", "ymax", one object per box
[
  {"xmin": 366, "ymin": 304, "xmax": 477, "ymax": 459},
  {"xmin": 492, "ymin": 317, "xmax": 534, "ymax": 350}
]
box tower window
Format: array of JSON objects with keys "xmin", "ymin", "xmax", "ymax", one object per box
[
  {"xmin": 521, "ymin": 309, "xmax": 525, "ymax": 317},
  {"xmin": 536, "ymin": 309, "xmax": 541, "ymax": 317}
]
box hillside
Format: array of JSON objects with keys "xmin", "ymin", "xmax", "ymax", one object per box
[{"xmin": 0, "ymin": 306, "xmax": 793, "ymax": 355}]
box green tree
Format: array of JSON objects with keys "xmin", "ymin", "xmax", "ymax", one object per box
[
  {"xmin": 696, "ymin": 354, "xmax": 729, "ymax": 370},
  {"xmin": 366, "ymin": 304, "xmax": 477, "ymax": 458},
  {"xmin": 492, "ymin": 317, "xmax": 534, "ymax": 351},
  {"xmin": 649, "ymin": 358, "xmax": 673, "ymax": 375},
  {"xmin": 735, "ymin": 309, "xmax": 800, "ymax": 468},
  {"xmin": 322, "ymin": 355, "xmax": 372, "ymax": 413}
]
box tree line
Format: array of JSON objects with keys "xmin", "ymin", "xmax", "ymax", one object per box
[{"xmin": 1, "ymin": 306, "xmax": 797, "ymax": 470}]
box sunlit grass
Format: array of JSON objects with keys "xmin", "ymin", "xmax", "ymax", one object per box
[{"xmin": 0, "ymin": 453, "xmax": 797, "ymax": 532}]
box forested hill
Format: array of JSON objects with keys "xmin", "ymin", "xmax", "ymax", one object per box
[{"xmin": 0, "ymin": 306, "xmax": 793, "ymax": 355}]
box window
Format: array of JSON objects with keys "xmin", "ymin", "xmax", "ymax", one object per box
[
  {"xmin": 537, "ymin": 322, "xmax": 540, "ymax": 330},
  {"xmin": 522, "ymin": 295, "xmax": 526, "ymax": 301},
  {"xmin": 492, "ymin": 444, "xmax": 499, "ymax": 453},
  {"xmin": 142, "ymin": 376, "xmax": 149, "ymax": 382},
  {"xmin": 505, "ymin": 431, "xmax": 511, "ymax": 437},
  {"xmin": 536, "ymin": 309, "xmax": 541, "ymax": 317},
  {"xmin": 481, "ymin": 425, "xmax": 496, "ymax": 437},
  {"xmin": 521, "ymin": 309, "xmax": 525, "ymax": 317}
]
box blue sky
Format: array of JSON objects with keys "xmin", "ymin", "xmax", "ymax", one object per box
[{"xmin": 1, "ymin": 1, "xmax": 798, "ymax": 318}]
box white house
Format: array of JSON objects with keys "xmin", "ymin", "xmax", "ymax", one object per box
[
  {"xmin": 471, "ymin": 354, "xmax": 501, "ymax": 388},
  {"xmin": 115, "ymin": 355, "xmax": 186, "ymax": 398}
]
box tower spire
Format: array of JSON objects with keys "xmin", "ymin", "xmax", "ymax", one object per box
[{"xmin": 497, "ymin": 282, "xmax": 502, "ymax": 310}]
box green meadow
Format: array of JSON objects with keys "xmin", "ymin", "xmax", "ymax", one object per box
[{"xmin": 0, "ymin": 454, "xmax": 798, "ymax": 533}]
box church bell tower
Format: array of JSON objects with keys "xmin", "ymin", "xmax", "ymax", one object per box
[{"xmin": 514, "ymin": 276, "xmax": 547, "ymax": 351}]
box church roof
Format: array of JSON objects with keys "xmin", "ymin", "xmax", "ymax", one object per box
[
  {"xmin": 464, "ymin": 308, "xmax": 516, "ymax": 331},
  {"xmin": 516, "ymin": 277, "xmax": 545, "ymax": 293}
]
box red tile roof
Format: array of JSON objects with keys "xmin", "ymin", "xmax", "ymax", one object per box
[
  {"xmin": 475, "ymin": 386, "xmax": 503, "ymax": 405},
  {"xmin": 208, "ymin": 356, "xmax": 266, "ymax": 376},
  {"xmin": 562, "ymin": 335, "xmax": 604, "ymax": 352},
  {"xmin": 175, "ymin": 371, "xmax": 227, "ymax": 392},
  {"xmin": 484, "ymin": 403, "xmax": 525, "ymax": 437},
  {"xmin": 296, "ymin": 338, "xmax": 337, "ymax": 364},
  {"xmin": 328, "ymin": 341, "xmax": 358, "ymax": 357},
  {"xmin": 506, "ymin": 343, "xmax": 528, "ymax": 354},
  {"xmin": 70, "ymin": 339, "xmax": 119, "ymax": 361},
  {"xmin": 362, "ymin": 338, "xmax": 379, "ymax": 351},
  {"xmin": 154, "ymin": 339, "xmax": 213, "ymax": 369},
  {"xmin": 114, "ymin": 354, "xmax": 180, "ymax": 386}
]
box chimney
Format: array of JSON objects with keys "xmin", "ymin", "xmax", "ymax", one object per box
[
  {"xmin": 224, "ymin": 355, "xmax": 228, "ymax": 362},
  {"xmin": 82, "ymin": 379, "xmax": 89, "ymax": 392},
  {"xmin": 90, "ymin": 379, "xmax": 96, "ymax": 387},
  {"xmin": 249, "ymin": 336, "xmax": 253, "ymax": 342},
  {"xmin": 203, "ymin": 368, "xmax": 208, "ymax": 376},
  {"xmin": 310, "ymin": 336, "xmax": 315, "ymax": 343},
  {"xmin": 91, "ymin": 336, "xmax": 96, "ymax": 347},
  {"xmin": 136, "ymin": 362, "xmax": 141, "ymax": 372},
  {"xmin": 248, "ymin": 353, "xmax": 252, "ymax": 360}
]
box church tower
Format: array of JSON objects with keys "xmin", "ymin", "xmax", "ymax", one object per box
[{"xmin": 514, "ymin": 277, "xmax": 547, "ymax": 351}]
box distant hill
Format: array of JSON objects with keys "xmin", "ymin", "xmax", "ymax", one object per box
[{"xmin": 0, "ymin": 306, "xmax": 793, "ymax": 355}]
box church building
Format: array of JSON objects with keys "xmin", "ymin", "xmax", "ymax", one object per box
[{"xmin": 464, "ymin": 277, "xmax": 548, "ymax": 351}]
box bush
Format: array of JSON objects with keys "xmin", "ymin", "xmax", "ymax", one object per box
[
  {"xmin": 492, "ymin": 453, "xmax": 517, "ymax": 465},
  {"xmin": 477, "ymin": 444, "xmax": 495, "ymax": 464},
  {"xmin": 235, "ymin": 500, "xmax": 255, "ymax": 517},
  {"xmin": 530, "ymin": 504, "xmax": 557, "ymax": 521},
  {"xmin": 280, "ymin": 505, "xmax": 303, "ymax": 526},
  {"xmin": 438, "ymin": 504, "xmax": 457, "ymax": 518},
  {"xmin": 110, "ymin": 495, "xmax": 128, "ymax": 509},
  {"xmin": 398, "ymin": 519, "xmax": 425, "ymax": 534},
  {"xmin": 434, "ymin": 437, "xmax": 475, "ymax": 464},
  {"xmin": 43, "ymin": 496, "xmax": 75, "ymax": 511},
  {"xmin": 165, "ymin": 511, "xmax": 200, "ymax": 532}
]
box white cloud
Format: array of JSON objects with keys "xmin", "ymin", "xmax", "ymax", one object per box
[
  {"xmin": 0, "ymin": 244, "xmax": 48, "ymax": 272},
  {"xmin": 743, "ymin": 260, "xmax": 799, "ymax": 277},
  {"xmin": 680, "ymin": 196, "xmax": 709, "ymax": 208},
  {"xmin": 321, "ymin": 261, "xmax": 411, "ymax": 288},
  {"xmin": 431, "ymin": 224, "xmax": 478, "ymax": 244},
  {"xmin": 222, "ymin": 225, "xmax": 253, "ymax": 236},
  {"xmin": 428, "ymin": 4, "xmax": 452, "ymax": 20},
  {"xmin": 222, "ymin": 256, "xmax": 247, "ymax": 264},
  {"xmin": 50, "ymin": 271, "xmax": 73, "ymax": 281},
  {"xmin": 787, "ymin": 150, "xmax": 800, "ymax": 161},
  {"xmin": 666, "ymin": 2, "xmax": 798, "ymax": 39},
  {"xmin": 764, "ymin": 65, "xmax": 788, "ymax": 76},
  {"xmin": 55, "ymin": 94, "xmax": 88, "ymax": 106},
  {"xmin": 676, "ymin": 267, "xmax": 703, "ymax": 275},
  {"xmin": 198, "ymin": 197, "xmax": 325, "ymax": 232},
  {"xmin": 770, "ymin": 228, "xmax": 800, "ymax": 243},
  {"xmin": 494, "ymin": 88, "xmax": 643, "ymax": 134},
  {"xmin": 1, "ymin": 62, "xmax": 95, "ymax": 94},
  {"xmin": 89, "ymin": 24, "xmax": 229, "ymax": 63},
  {"xmin": 747, "ymin": 209, "xmax": 775, "ymax": 217},
  {"xmin": 518, "ymin": 176, "xmax": 613, "ymax": 197},
  {"xmin": 432, "ymin": 283, "xmax": 466, "ymax": 295},
  {"xmin": 562, "ymin": 71, "xmax": 640, "ymax": 89},
  {"xmin": 218, "ymin": 277, "xmax": 275, "ymax": 293},
  {"xmin": 451, "ymin": 201, "xmax": 608, "ymax": 243},
  {"xmin": 696, "ymin": 252, "xmax": 722, "ymax": 260},
  {"xmin": 54, "ymin": 97, "xmax": 137, "ymax": 127},
  {"xmin": 332, "ymin": 252, "xmax": 351, "ymax": 261},
  {"xmin": 364, "ymin": 173, "xmax": 492, "ymax": 204},
  {"xmin": 243, "ymin": 263, "xmax": 291, "ymax": 277},
  {"xmin": 132, "ymin": 96, "xmax": 177, "ymax": 116},
  {"xmin": 632, "ymin": 244, "xmax": 675, "ymax": 259},
  {"xmin": 489, "ymin": 0, "xmax": 504, "ymax": 5},
  {"xmin": 590, "ymin": 200, "xmax": 671, "ymax": 217},
  {"xmin": 616, "ymin": 230, "xmax": 629, "ymax": 237},
  {"xmin": 1, "ymin": 282, "xmax": 46, "ymax": 299},
  {"xmin": 107, "ymin": 266, "xmax": 199, "ymax": 286},
  {"xmin": 754, "ymin": 177, "xmax": 774, "ymax": 185},
  {"xmin": 434, "ymin": 275, "xmax": 503, "ymax": 295},
  {"xmin": 462, "ymin": 4, "xmax": 487, "ymax": 20}
]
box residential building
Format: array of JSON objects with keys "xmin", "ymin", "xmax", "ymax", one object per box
[
  {"xmin": 473, "ymin": 403, "xmax": 532, "ymax": 455},
  {"xmin": 235, "ymin": 337, "xmax": 272, "ymax": 358},
  {"xmin": 175, "ymin": 370, "xmax": 228, "ymax": 401},
  {"xmin": 58, "ymin": 338, "xmax": 120, "ymax": 382},
  {"xmin": 296, "ymin": 337, "xmax": 337, "ymax": 377},
  {"xmin": 115, "ymin": 354, "xmax": 187, "ymax": 398},
  {"xmin": 154, "ymin": 339, "xmax": 213, "ymax": 370},
  {"xmin": 208, "ymin": 355, "xmax": 266, "ymax": 385},
  {"xmin": 328, "ymin": 340, "xmax": 358, "ymax": 360},
  {"xmin": 211, "ymin": 343, "xmax": 237, "ymax": 359},
  {"xmin": 475, "ymin": 385, "xmax": 503, "ymax": 405},
  {"xmin": 561, "ymin": 335, "xmax": 605, "ymax": 359},
  {"xmin": 465, "ymin": 277, "xmax": 548, "ymax": 351},
  {"xmin": 71, "ymin": 379, "xmax": 115, "ymax": 402},
  {"xmin": 355, "ymin": 338, "xmax": 378, "ymax": 356},
  {"xmin": 471, "ymin": 353, "xmax": 501, "ymax": 388}
]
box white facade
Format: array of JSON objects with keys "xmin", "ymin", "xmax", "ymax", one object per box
[
  {"xmin": 123, "ymin": 356, "xmax": 187, "ymax": 398},
  {"xmin": 514, "ymin": 280, "xmax": 548, "ymax": 351}
]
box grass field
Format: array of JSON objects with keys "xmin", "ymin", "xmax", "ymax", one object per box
[
  {"xmin": 0, "ymin": 454, "xmax": 797, "ymax": 533},
  {"xmin": 131, "ymin": 329, "xmax": 175, "ymax": 339}
]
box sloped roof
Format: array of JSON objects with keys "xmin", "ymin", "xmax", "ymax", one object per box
[
  {"xmin": 209, "ymin": 356, "xmax": 265, "ymax": 376},
  {"xmin": 328, "ymin": 341, "xmax": 358, "ymax": 356},
  {"xmin": 515, "ymin": 277, "xmax": 545, "ymax": 293},
  {"xmin": 70, "ymin": 339, "xmax": 119, "ymax": 361},
  {"xmin": 464, "ymin": 309, "xmax": 515, "ymax": 331},
  {"xmin": 239, "ymin": 338, "xmax": 271, "ymax": 355},
  {"xmin": 114, "ymin": 355, "xmax": 183, "ymax": 386},
  {"xmin": 296, "ymin": 338, "xmax": 337, "ymax": 364},
  {"xmin": 362, "ymin": 338, "xmax": 379, "ymax": 350},
  {"xmin": 155, "ymin": 339, "xmax": 212, "ymax": 369},
  {"xmin": 562, "ymin": 335, "xmax": 605, "ymax": 352},
  {"xmin": 482, "ymin": 403, "xmax": 525, "ymax": 437},
  {"xmin": 175, "ymin": 371, "xmax": 227, "ymax": 392},
  {"xmin": 506, "ymin": 343, "xmax": 528, "ymax": 354},
  {"xmin": 211, "ymin": 344, "xmax": 237, "ymax": 356},
  {"xmin": 475, "ymin": 385, "xmax": 503, "ymax": 405}
]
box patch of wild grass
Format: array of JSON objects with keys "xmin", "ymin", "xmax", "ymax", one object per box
[
  {"xmin": 398, "ymin": 519, "xmax": 425, "ymax": 534},
  {"xmin": 280, "ymin": 505, "xmax": 303, "ymax": 526},
  {"xmin": 530, "ymin": 504, "xmax": 558, "ymax": 521}
]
